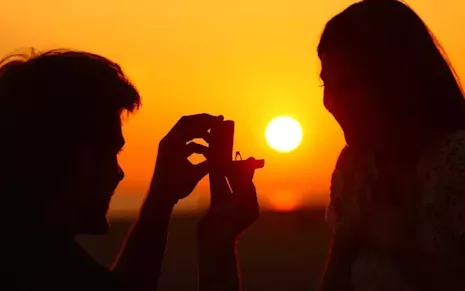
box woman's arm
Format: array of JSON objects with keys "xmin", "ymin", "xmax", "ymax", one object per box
[{"xmin": 319, "ymin": 226, "xmax": 360, "ymax": 291}]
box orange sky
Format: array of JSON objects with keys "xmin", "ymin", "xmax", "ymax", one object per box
[{"xmin": 2, "ymin": 0, "xmax": 465, "ymax": 215}]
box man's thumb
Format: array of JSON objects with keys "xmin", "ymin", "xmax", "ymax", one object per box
[{"xmin": 194, "ymin": 160, "xmax": 210, "ymax": 180}]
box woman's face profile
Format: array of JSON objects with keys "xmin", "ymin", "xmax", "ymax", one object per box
[
  {"xmin": 320, "ymin": 52, "xmax": 355, "ymax": 114},
  {"xmin": 320, "ymin": 52, "xmax": 378, "ymax": 146}
]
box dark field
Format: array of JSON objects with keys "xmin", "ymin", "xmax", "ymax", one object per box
[{"xmin": 77, "ymin": 209, "xmax": 330, "ymax": 291}]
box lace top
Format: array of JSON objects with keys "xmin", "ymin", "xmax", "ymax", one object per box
[{"xmin": 326, "ymin": 130, "xmax": 465, "ymax": 291}]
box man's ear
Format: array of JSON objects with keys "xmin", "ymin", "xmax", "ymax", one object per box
[{"xmin": 73, "ymin": 143, "xmax": 96, "ymax": 172}]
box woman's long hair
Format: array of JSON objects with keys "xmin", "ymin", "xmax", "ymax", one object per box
[{"xmin": 318, "ymin": 0, "xmax": 465, "ymax": 147}]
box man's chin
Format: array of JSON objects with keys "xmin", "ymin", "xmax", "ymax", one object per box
[{"xmin": 76, "ymin": 217, "xmax": 110, "ymax": 235}]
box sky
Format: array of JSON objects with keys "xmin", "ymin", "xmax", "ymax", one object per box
[{"xmin": 2, "ymin": 0, "xmax": 465, "ymax": 215}]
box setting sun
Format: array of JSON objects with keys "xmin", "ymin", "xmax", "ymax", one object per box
[{"xmin": 265, "ymin": 116, "xmax": 303, "ymax": 153}]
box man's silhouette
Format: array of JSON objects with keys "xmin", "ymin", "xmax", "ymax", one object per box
[{"xmin": 0, "ymin": 49, "xmax": 260, "ymax": 291}]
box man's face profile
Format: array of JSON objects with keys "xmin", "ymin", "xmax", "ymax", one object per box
[{"xmin": 58, "ymin": 120, "xmax": 126, "ymax": 235}]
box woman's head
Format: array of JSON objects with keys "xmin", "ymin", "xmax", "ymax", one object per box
[{"xmin": 318, "ymin": 0, "xmax": 465, "ymax": 149}]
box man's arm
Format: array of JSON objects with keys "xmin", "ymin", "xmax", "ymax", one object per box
[
  {"xmin": 196, "ymin": 162, "xmax": 261, "ymax": 291},
  {"xmin": 197, "ymin": 239, "xmax": 240, "ymax": 291},
  {"xmin": 111, "ymin": 187, "xmax": 175, "ymax": 291},
  {"xmin": 110, "ymin": 113, "xmax": 222, "ymax": 291}
]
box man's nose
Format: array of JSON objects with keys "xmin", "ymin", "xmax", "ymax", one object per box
[{"xmin": 118, "ymin": 165, "xmax": 125, "ymax": 181}]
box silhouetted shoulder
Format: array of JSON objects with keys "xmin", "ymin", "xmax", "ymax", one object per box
[
  {"xmin": 430, "ymin": 130, "xmax": 465, "ymax": 165},
  {"xmin": 336, "ymin": 146, "xmax": 354, "ymax": 168},
  {"xmin": 327, "ymin": 146, "xmax": 365, "ymax": 227},
  {"xmin": 418, "ymin": 130, "xmax": 465, "ymax": 238},
  {"xmin": 6, "ymin": 231, "xmax": 128, "ymax": 291},
  {"xmin": 326, "ymin": 147, "xmax": 349, "ymax": 227},
  {"xmin": 326, "ymin": 145, "xmax": 380, "ymax": 230}
]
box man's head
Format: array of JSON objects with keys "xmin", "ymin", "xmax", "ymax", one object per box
[{"xmin": 0, "ymin": 49, "xmax": 141, "ymax": 235}]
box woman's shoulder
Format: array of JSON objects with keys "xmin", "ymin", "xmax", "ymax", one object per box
[
  {"xmin": 331, "ymin": 146, "xmax": 353, "ymax": 196},
  {"xmin": 329, "ymin": 146, "xmax": 375, "ymax": 203},
  {"xmin": 327, "ymin": 145, "xmax": 377, "ymax": 226},
  {"xmin": 417, "ymin": 130, "xmax": 465, "ymax": 201},
  {"xmin": 433, "ymin": 130, "xmax": 465, "ymax": 154},
  {"xmin": 420, "ymin": 130, "xmax": 465, "ymax": 170},
  {"xmin": 327, "ymin": 146, "xmax": 352, "ymax": 225},
  {"xmin": 334, "ymin": 145, "xmax": 368, "ymax": 171},
  {"xmin": 417, "ymin": 130, "xmax": 465, "ymax": 238}
]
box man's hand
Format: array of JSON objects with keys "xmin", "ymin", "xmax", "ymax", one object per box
[
  {"xmin": 149, "ymin": 114, "xmax": 224, "ymax": 204},
  {"xmin": 196, "ymin": 158, "xmax": 261, "ymax": 291},
  {"xmin": 113, "ymin": 113, "xmax": 223, "ymax": 291},
  {"xmin": 197, "ymin": 158, "xmax": 260, "ymax": 245}
]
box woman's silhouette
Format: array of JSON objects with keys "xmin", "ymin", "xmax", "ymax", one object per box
[{"xmin": 319, "ymin": 0, "xmax": 465, "ymax": 290}]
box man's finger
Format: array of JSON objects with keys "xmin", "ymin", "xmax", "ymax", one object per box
[
  {"xmin": 172, "ymin": 114, "xmax": 224, "ymax": 142},
  {"xmin": 232, "ymin": 181, "xmax": 259, "ymax": 214},
  {"xmin": 209, "ymin": 173, "xmax": 231, "ymax": 206},
  {"xmin": 185, "ymin": 142, "xmax": 208, "ymax": 157},
  {"xmin": 227, "ymin": 158, "xmax": 263, "ymax": 189},
  {"xmin": 192, "ymin": 160, "xmax": 210, "ymax": 181},
  {"xmin": 226, "ymin": 158, "xmax": 262, "ymax": 208},
  {"xmin": 194, "ymin": 157, "xmax": 231, "ymax": 205},
  {"xmin": 232, "ymin": 177, "xmax": 257, "ymax": 198}
]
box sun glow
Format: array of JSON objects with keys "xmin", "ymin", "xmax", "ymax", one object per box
[{"xmin": 265, "ymin": 116, "xmax": 303, "ymax": 153}]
